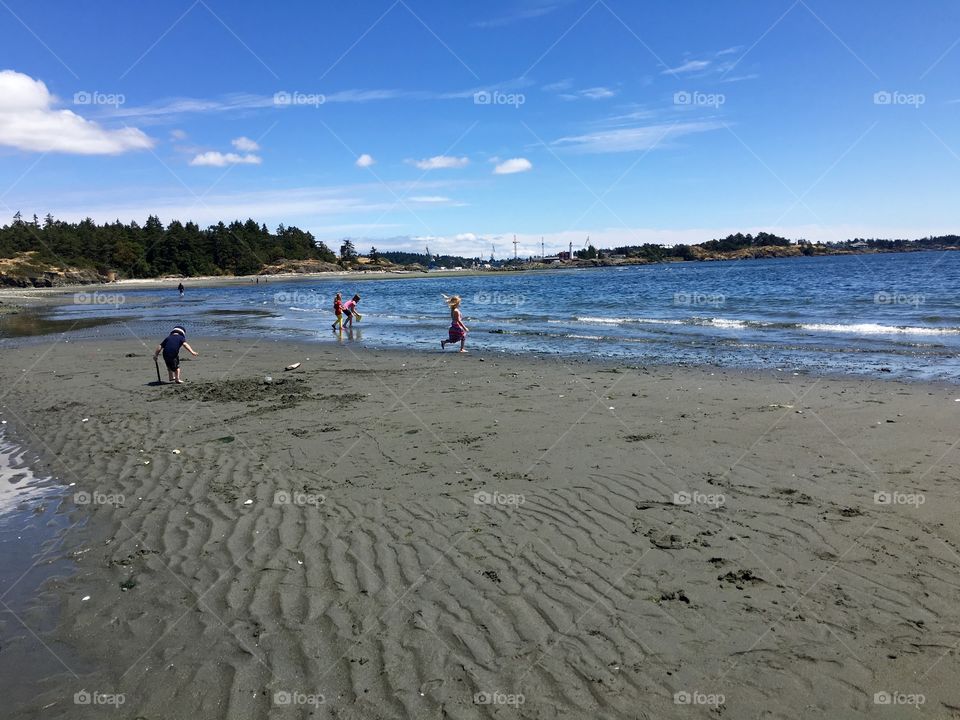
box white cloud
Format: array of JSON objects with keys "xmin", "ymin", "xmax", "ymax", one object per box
[
  {"xmin": 231, "ymin": 136, "xmax": 259, "ymax": 152},
  {"xmin": 414, "ymin": 155, "xmax": 469, "ymax": 170},
  {"xmin": 356, "ymin": 153, "xmax": 375, "ymax": 168},
  {"xmin": 493, "ymin": 157, "xmax": 533, "ymax": 174},
  {"xmin": 0, "ymin": 69, "xmax": 152, "ymax": 154},
  {"xmin": 189, "ymin": 151, "xmax": 262, "ymax": 167},
  {"xmin": 553, "ymin": 121, "xmax": 722, "ymax": 153}
]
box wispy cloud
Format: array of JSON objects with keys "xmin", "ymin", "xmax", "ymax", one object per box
[
  {"xmin": 494, "ymin": 157, "xmax": 533, "ymax": 174},
  {"xmin": 410, "ymin": 195, "xmax": 460, "ymax": 204},
  {"xmin": 108, "ymin": 81, "xmax": 532, "ymax": 123},
  {"xmin": 662, "ymin": 59, "xmax": 713, "ymax": 75},
  {"xmin": 580, "ymin": 86, "xmax": 617, "ymax": 100},
  {"xmin": 355, "ymin": 153, "xmax": 375, "ymax": 168},
  {"xmin": 553, "ymin": 121, "xmax": 722, "ymax": 154},
  {"xmin": 546, "ymin": 81, "xmax": 618, "ymax": 101},
  {"xmin": 413, "ymin": 155, "xmax": 469, "ymax": 170},
  {"xmin": 542, "ymin": 78, "xmax": 573, "ymax": 92},
  {"xmin": 661, "ymin": 47, "xmax": 751, "ymax": 78},
  {"xmin": 721, "ymin": 74, "xmax": 760, "ymax": 84},
  {"xmin": 473, "ymin": 0, "xmax": 571, "ymax": 28},
  {"xmin": 40, "ymin": 180, "xmax": 465, "ymax": 232}
]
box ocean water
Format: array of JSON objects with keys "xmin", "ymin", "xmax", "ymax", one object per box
[{"xmin": 16, "ymin": 251, "xmax": 960, "ymax": 382}]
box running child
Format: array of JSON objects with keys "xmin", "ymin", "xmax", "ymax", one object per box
[{"xmin": 440, "ymin": 295, "xmax": 468, "ymax": 352}]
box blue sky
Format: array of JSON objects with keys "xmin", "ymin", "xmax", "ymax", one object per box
[{"xmin": 1, "ymin": 0, "xmax": 959, "ymax": 256}]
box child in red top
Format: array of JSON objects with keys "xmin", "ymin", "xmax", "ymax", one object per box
[{"xmin": 332, "ymin": 293, "xmax": 343, "ymax": 330}]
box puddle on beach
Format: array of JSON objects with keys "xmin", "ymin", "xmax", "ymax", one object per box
[
  {"xmin": 0, "ymin": 309, "xmax": 123, "ymax": 338},
  {"xmin": 0, "ymin": 428, "xmax": 86, "ymax": 710},
  {"xmin": 203, "ymin": 307, "xmax": 276, "ymax": 316}
]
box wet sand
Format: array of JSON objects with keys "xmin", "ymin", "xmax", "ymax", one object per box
[{"xmin": 1, "ymin": 338, "xmax": 959, "ymax": 718}]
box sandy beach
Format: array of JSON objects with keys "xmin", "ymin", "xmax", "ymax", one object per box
[
  {"xmin": 0, "ymin": 267, "xmax": 498, "ymax": 298},
  {"xmin": 0, "ymin": 337, "xmax": 957, "ymax": 718}
]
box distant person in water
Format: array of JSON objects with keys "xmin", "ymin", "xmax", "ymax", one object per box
[
  {"xmin": 332, "ymin": 292, "xmax": 343, "ymax": 330},
  {"xmin": 440, "ymin": 295, "xmax": 468, "ymax": 352},
  {"xmin": 154, "ymin": 327, "xmax": 198, "ymax": 384},
  {"xmin": 342, "ymin": 294, "xmax": 361, "ymax": 329},
  {"xmin": 178, "ymin": 282, "xmax": 184, "ymax": 297}
]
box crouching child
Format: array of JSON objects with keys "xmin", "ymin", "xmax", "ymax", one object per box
[{"xmin": 154, "ymin": 326, "xmax": 198, "ymax": 384}]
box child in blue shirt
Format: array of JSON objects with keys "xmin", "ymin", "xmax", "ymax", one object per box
[{"xmin": 153, "ymin": 326, "xmax": 199, "ymax": 384}]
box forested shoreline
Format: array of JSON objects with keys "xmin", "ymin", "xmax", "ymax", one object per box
[{"xmin": 1, "ymin": 213, "xmax": 958, "ymax": 283}]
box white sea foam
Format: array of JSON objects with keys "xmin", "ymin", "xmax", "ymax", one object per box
[
  {"xmin": 800, "ymin": 322, "xmax": 960, "ymax": 336},
  {"xmin": 705, "ymin": 318, "xmax": 748, "ymax": 329},
  {"xmin": 573, "ymin": 316, "xmax": 685, "ymax": 325}
]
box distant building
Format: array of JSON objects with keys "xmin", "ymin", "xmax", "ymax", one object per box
[
  {"xmin": 558, "ymin": 251, "xmax": 571, "ymax": 261},
  {"xmin": 542, "ymin": 256, "xmax": 561, "ymax": 264}
]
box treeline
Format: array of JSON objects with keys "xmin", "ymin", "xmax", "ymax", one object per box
[
  {"xmin": 600, "ymin": 231, "xmax": 793, "ymax": 260},
  {"xmin": 0, "ymin": 213, "xmax": 336, "ymax": 277},
  {"xmin": 826, "ymin": 236, "xmax": 960, "ymax": 250},
  {"xmin": 376, "ymin": 251, "xmax": 482, "ymax": 269},
  {"xmin": 584, "ymin": 232, "xmax": 960, "ymax": 261}
]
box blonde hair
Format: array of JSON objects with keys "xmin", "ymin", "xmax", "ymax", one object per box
[{"xmin": 442, "ymin": 294, "xmax": 461, "ymax": 308}]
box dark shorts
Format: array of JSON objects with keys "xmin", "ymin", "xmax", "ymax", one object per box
[
  {"xmin": 448, "ymin": 325, "xmax": 465, "ymax": 342},
  {"xmin": 163, "ymin": 354, "xmax": 180, "ymax": 371}
]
